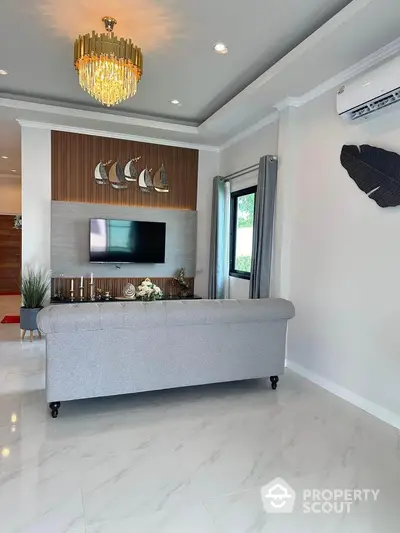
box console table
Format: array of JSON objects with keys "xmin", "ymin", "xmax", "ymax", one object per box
[{"xmin": 50, "ymin": 295, "xmax": 202, "ymax": 305}]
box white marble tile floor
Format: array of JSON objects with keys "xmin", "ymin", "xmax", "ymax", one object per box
[{"xmin": 0, "ymin": 295, "xmax": 400, "ymax": 532}]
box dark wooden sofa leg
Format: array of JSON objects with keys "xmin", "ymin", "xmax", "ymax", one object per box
[
  {"xmin": 270, "ymin": 376, "xmax": 279, "ymax": 390},
  {"xmin": 49, "ymin": 402, "xmax": 61, "ymax": 418}
]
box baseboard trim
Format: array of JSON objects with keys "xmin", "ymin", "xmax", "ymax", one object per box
[{"xmin": 286, "ymin": 360, "xmax": 400, "ymax": 430}]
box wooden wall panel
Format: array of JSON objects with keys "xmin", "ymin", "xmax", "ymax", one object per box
[
  {"xmin": 52, "ymin": 131, "xmax": 199, "ymax": 210},
  {"xmin": 0, "ymin": 215, "xmax": 21, "ymax": 295},
  {"xmin": 51, "ymin": 277, "xmax": 195, "ymax": 300}
]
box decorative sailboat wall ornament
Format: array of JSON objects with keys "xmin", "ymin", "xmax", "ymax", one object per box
[
  {"xmin": 138, "ymin": 168, "xmax": 154, "ymax": 193},
  {"xmin": 109, "ymin": 162, "xmax": 128, "ymax": 189},
  {"xmin": 144, "ymin": 168, "xmax": 154, "ymax": 191},
  {"xmin": 93, "ymin": 159, "xmax": 169, "ymax": 193},
  {"xmin": 124, "ymin": 157, "xmax": 141, "ymax": 181},
  {"xmin": 153, "ymin": 164, "xmax": 169, "ymax": 193},
  {"xmin": 94, "ymin": 160, "xmax": 111, "ymax": 185}
]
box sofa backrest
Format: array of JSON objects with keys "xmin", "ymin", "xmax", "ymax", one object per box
[{"xmin": 38, "ymin": 298, "xmax": 295, "ymax": 334}]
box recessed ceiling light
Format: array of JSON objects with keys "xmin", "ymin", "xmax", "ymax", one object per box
[
  {"xmin": 0, "ymin": 69, "xmax": 8, "ymax": 76},
  {"xmin": 171, "ymin": 99, "xmax": 181, "ymax": 105},
  {"xmin": 213, "ymin": 43, "xmax": 228, "ymax": 54},
  {"xmin": 11, "ymin": 169, "xmax": 16, "ymax": 172},
  {"xmin": 1, "ymin": 155, "xmax": 8, "ymax": 159}
]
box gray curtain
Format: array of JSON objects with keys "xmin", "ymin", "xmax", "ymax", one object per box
[
  {"xmin": 250, "ymin": 156, "xmax": 278, "ymax": 299},
  {"xmin": 208, "ymin": 176, "xmax": 227, "ymax": 299}
]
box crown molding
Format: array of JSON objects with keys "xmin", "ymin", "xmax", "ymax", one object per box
[
  {"xmin": 202, "ymin": 0, "xmax": 373, "ymax": 132},
  {"xmin": 1, "ymin": 97, "xmax": 198, "ymax": 135},
  {"xmin": 16, "ymin": 120, "xmax": 220, "ymax": 152},
  {"xmin": 4, "ymin": 1, "xmax": 400, "ymax": 155},
  {"xmin": 273, "ymin": 98, "xmax": 302, "ymax": 112},
  {"xmin": 297, "ymin": 35, "xmax": 400, "ymax": 107},
  {"xmin": 222, "ymin": 35, "xmax": 400, "ymax": 150},
  {"xmin": 219, "ymin": 112, "xmax": 279, "ymax": 151}
]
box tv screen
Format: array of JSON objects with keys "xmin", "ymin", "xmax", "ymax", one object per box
[{"xmin": 90, "ymin": 218, "xmax": 166, "ymax": 263}]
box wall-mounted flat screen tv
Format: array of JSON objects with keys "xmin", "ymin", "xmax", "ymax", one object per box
[{"xmin": 90, "ymin": 218, "xmax": 166, "ymax": 263}]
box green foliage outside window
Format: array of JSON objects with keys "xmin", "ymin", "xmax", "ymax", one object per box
[
  {"xmin": 237, "ymin": 193, "xmax": 255, "ymax": 228},
  {"xmin": 235, "ymin": 255, "xmax": 252, "ymax": 272}
]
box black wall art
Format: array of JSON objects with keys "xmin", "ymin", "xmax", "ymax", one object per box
[{"xmin": 340, "ymin": 144, "xmax": 400, "ymax": 208}]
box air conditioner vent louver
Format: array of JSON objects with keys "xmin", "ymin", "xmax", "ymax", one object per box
[{"xmin": 350, "ymin": 88, "xmax": 400, "ymax": 120}]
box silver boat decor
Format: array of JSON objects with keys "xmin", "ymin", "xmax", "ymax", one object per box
[
  {"xmin": 124, "ymin": 157, "xmax": 141, "ymax": 182},
  {"xmin": 138, "ymin": 168, "xmax": 154, "ymax": 193},
  {"xmin": 94, "ymin": 161, "xmax": 110, "ymax": 185},
  {"xmin": 109, "ymin": 162, "xmax": 128, "ymax": 189},
  {"xmin": 93, "ymin": 159, "xmax": 169, "ymax": 193},
  {"xmin": 153, "ymin": 164, "xmax": 169, "ymax": 193}
]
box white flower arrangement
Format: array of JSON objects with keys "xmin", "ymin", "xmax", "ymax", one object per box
[{"xmin": 136, "ymin": 278, "xmax": 163, "ymax": 301}]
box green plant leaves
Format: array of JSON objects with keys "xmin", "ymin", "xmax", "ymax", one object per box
[{"xmin": 20, "ymin": 267, "xmax": 51, "ymax": 308}]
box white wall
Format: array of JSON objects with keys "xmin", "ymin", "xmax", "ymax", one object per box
[
  {"xmin": 0, "ymin": 178, "xmax": 21, "ymax": 215},
  {"xmin": 195, "ymin": 150, "xmax": 220, "ymax": 298},
  {"xmin": 286, "ymin": 90, "xmax": 400, "ymax": 423},
  {"xmin": 21, "ymin": 126, "xmax": 51, "ymax": 270},
  {"xmin": 220, "ymin": 120, "xmax": 279, "ymax": 299}
]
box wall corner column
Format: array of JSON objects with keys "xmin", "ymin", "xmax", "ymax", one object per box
[
  {"xmin": 195, "ymin": 150, "xmax": 220, "ymax": 298},
  {"xmin": 271, "ymin": 104, "xmax": 300, "ymax": 299},
  {"xmin": 20, "ymin": 124, "xmax": 51, "ymax": 271}
]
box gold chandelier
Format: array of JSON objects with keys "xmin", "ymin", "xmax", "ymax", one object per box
[{"xmin": 74, "ymin": 17, "xmax": 143, "ymax": 107}]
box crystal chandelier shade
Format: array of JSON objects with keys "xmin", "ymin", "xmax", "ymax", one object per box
[{"xmin": 74, "ymin": 17, "xmax": 143, "ymax": 107}]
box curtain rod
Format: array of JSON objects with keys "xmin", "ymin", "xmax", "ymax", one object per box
[
  {"xmin": 223, "ymin": 157, "xmax": 277, "ymax": 182},
  {"xmin": 223, "ymin": 164, "xmax": 259, "ymax": 182}
]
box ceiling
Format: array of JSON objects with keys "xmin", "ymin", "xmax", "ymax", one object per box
[
  {"xmin": 0, "ymin": 0, "xmax": 352, "ymax": 124},
  {"xmin": 1, "ymin": 0, "xmax": 400, "ymax": 173}
]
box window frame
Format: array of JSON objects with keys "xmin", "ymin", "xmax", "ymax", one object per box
[{"xmin": 229, "ymin": 185, "xmax": 257, "ymax": 280}]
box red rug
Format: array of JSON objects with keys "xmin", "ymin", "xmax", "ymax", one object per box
[
  {"xmin": 0, "ymin": 315, "xmax": 20, "ymax": 324},
  {"xmin": 0, "ymin": 293, "xmax": 20, "ymax": 296}
]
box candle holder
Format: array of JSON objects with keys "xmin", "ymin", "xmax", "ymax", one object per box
[
  {"xmin": 89, "ymin": 282, "xmax": 95, "ymax": 301},
  {"xmin": 79, "ymin": 285, "xmax": 85, "ymax": 302},
  {"xmin": 69, "ymin": 289, "xmax": 75, "ymax": 302}
]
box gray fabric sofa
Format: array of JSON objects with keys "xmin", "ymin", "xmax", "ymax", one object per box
[{"xmin": 37, "ymin": 298, "xmax": 295, "ymax": 417}]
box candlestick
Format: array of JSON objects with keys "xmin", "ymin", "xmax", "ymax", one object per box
[
  {"xmin": 90, "ymin": 272, "xmax": 93, "ymax": 284},
  {"xmin": 70, "ymin": 288, "xmax": 75, "ymax": 302},
  {"xmin": 70, "ymin": 279, "xmax": 74, "ymax": 291},
  {"xmin": 79, "ymin": 286, "xmax": 85, "ymax": 301},
  {"xmin": 89, "ymin": 281, "xmax": 95, "ymax": 301},
  {"xmin": 80, "ymin": 275, "xmax": 84, "ymax": 286}
]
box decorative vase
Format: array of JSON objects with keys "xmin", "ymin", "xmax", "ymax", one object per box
[
  {"xmin": 20, "ymin": 307, "xmax": 41, "ymax": 331},
  {"xmin": 123, "ymin": 283, "xmax": 136, "ymax": 299}
]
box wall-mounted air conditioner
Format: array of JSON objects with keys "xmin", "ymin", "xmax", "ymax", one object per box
[{"xmin": 337, "ymin": 56, "xmax": 400, "ymax": 121}]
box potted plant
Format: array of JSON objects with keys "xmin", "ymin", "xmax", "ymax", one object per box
[{"xmin": 20, "ymin": 267, "xmax": 51, "ymax": 332}]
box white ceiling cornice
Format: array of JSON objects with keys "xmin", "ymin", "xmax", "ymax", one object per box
[
  {"xmin": 16, "ymin": 120, "xmax": 220, "ymax": 152},
  {"xmin": 273, "ymin": 98, "xmax": 302, "ymax": 112},
  {"xmin": 296, "ymin": 35, "xmax": 400, "ymax": 108},
  {"xmin": 12, "ymin": 28, "xmax": 400, "ymax": 154},
  {"xmin": 219, "ymin": 111, "xmax": 279, "ymax": 151},
  {"xmin": 2, "ymin": 97, "xmax": 198, "ymax": 135},
  {"xmin": 201, "ymin": 0, "xmax": 374, "ymax": 131},
  {"xmin": 230, "ymin": 34, "xmax": 400, "ymax": 148},
  {"xmin": 4, "ymin": 0, "xmax": 400, "ymax": 153}
]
